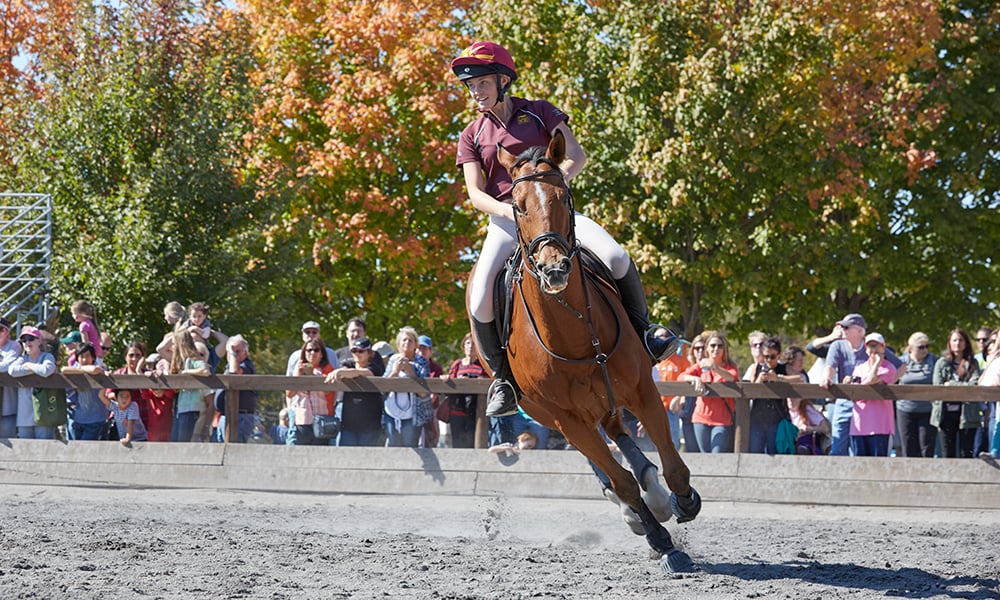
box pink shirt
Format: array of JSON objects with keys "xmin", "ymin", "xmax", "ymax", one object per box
[
  {"xmin": 79, "ymin": 319, "xmax": 99, "ymax": 347},
  {"xmin": 850, "ymin": 360, "xmax": 897, "ymax": 436}
]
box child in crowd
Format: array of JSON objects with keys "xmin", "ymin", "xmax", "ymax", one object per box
[
  {"xmin": 186, "ymin": 302, "xmax": 224, "ymax": 372},
  {"xmin": 71, "ymin": 300, "xmax": 101, "ymax": 348},
  {"xmin": 270, "ymin": 408, "xmax": 289, "ymax": 445},
  {"xmin": 107, "ymin": 389, "xmax": 148, "ymax": 445}
]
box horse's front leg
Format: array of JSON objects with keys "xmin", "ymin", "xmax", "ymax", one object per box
[{"xmin": 561, "ymin": 415, "xmax": 694, "ymax": 573}]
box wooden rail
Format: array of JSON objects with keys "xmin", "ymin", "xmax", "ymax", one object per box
[{"xmin": 3, "ymin": 374, "xmax": 997, "ymax": 448}]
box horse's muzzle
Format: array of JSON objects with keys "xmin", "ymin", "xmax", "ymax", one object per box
[{"xmin": 538, "ymin": 257, "xmax": 572, "ymax": 294}]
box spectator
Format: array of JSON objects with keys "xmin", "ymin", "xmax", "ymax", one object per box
[
  {"xmin": 185, "ymin": 302, "xmax": 227, "ymax": 372},
  {"xmin": 643, "ymin": 328, "xmax": 691, "ymax": 451},
  {"xmin": 142, "ymin": 354, "xmax": 175, "ymax": 442},
  {"xmin": 818, "ymin": 313, "xmax": 904, "ymax": 456},
  {"xmin": 678, "ymin": 331, "xmax": 739, "ymax": 453},
  {"xmin": 285, "ymin": 321, "xmax": 340, "ymax": 376},
  {"xmin": 748, "ymin": 337, "xmax": 803, "ymax": 455},
  {"xmin": 70, "ymin": 300, "xmax": 101, "ymax": 349},
  {"xmin": 669, "ymin": 333, "xmax": 707, "ymax": 452},
  {"xmin": 326, "ymin": 336, "xmax": 386, "ymax": 447},
  {"xmin": 783, "ymin": 344, "xmax": 829, "ymax": 454},
  {"xmin": 0, "ymin": 317, "xmax": 23, "ymax": 438},
  {"xmin": 806, "ymin": 323, "xmax": 845, "ymax": 360},
  {"xmin": 335, "ymin": 317, "xmax": 368, "ymax": 364},
  {"xmin": 442, "ymin": 332, "xmax": 487, "ymax": 449},
  {"xmin": 214, "ymin": 335, "xmax": 258, "ymax": 443},
  {"xmin": 848, "ymin": 333, "xmax": 898, "ymax": 457},
  {"xmin": 489, "ymin": 407, "xmax": 551, "ymax": 449},
  {"xmin": 285, "ymin": 337, "xmax": 336, "ymax": 446},
  {"xmin": 155, "ymin": 300, "xmax": 186, "ymax": 357},
  {"xmin": 741, "ymin": 331, "xmax": 767, "ymax": 381},
  {"xmin": 897, "ymin": 332, "xmax": 938, "ymax": 458},
  {"xmin": 169, "ymin": 330, "xmax": 210, "ymax": 442},
  {"xmin": 931, "ymin": 328, "xmax": 981, "ymax": 458},
  {"xmin": 106, "ymin": 389, "xmax": 148, "ymax": 446},
  {"xmin": 269, "ymin": 408, "xmax": 290, "ymax": 445},
  {"xmin": 972, "ymin": 327, "xmax": 994, "ymax": 457},
  {"xmin": 61, "ymin": 343, "xmax": 109, "ymax": 440},
  {"xmin": 8, "ymin": 326, "xmax": 58, "ymax": 439},
  {"xmin": 382, "ymin": 327, "xmax": 430, "ymax": 448},
  {"xmin": 59, "ymin": 330, "xmax": 83, "ymax": 366},
  {"xmin": 372, "ymin": 341, "xmax": 394, "ymax": 361},
  {"xmin": 111, "ymin": 342, "xmax": 154, "ymax": 434},
  {"xmin": 978, "ymin": 329, "xmax": 999, "ymax": 458},
  {"xmin": 98, "ymin": 332, "xmax": 114, "ymax": 361},
  {"xmin": 417, "ymin": 335, "xmax": 444, "ymax": 448}
]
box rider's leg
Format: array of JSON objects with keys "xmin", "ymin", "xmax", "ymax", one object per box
[
  {"xmin": 469, "ymin": 217, "xmax": 521, "ymax": 417},
  {"xmin": 574, "ymin": 214, "xmax": 679, "ymax": 362}
]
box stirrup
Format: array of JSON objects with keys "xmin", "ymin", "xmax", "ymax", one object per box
[
  {"xmin": 485, "ymin": 379, "xmax": 519, "ymax": 417},
  {"xmin": 645, "ymin": 325, "xmax": 680, "ymax": 363}
]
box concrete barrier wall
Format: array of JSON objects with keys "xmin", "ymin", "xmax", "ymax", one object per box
[{"xmin": 1, "ymin": 439, "xmax": 998, "ymax": 510}]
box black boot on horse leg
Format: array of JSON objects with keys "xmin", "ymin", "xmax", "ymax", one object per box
[
  {"xmin": 472, "ymin": 318, "xmax": 521, "ymax": 417},
  {"xmin": 616, "ymin": 260, "xmax": 680, "ymax": 363},
  {"xmin": 614, "ymin": 434, "xmax": 674, "ymax": 524},
  {"xmin": 631, "ymin": 494, "xmax": 695, "ymax": 574}
]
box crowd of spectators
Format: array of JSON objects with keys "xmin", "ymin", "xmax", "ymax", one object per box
[{"xmin": 1, "ymin": 305, "xmax": 997, "ymax": 459}]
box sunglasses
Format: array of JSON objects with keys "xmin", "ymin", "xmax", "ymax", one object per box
[
  {"xmin": 916, "ymin": 345, "xmax": 928, "ymax": 350},
  {"xmin": 751, "ymin": 342, "xmax": 763, "ymax": 348},
  {"xmin": 304, "ymin": 348, "xmax": 322, "ymax": 353},
  {"xmin": 708, "ymin": 343, "xmax": 724, "ymax": 349},
  {"xmin": 351, "ymin": 348, "xmax": 369, "ymax": 353},
  {"xmin": 977, "ymin": 337, "xmax": 989, "ymax": 342},
  {"xmin": 692, "ymin": 345, "xmax": 705, "ymax": 351},
  {"xmin": 101, "ymin": 346, "xmax": 112, "ymax": 351},
  {"xmin": 762, "ymin": 353, "xmax": 779, "ymax": 360},
  {"xmin": 20, "ymin": 336, "xmax": 38, "ymax": 342}
]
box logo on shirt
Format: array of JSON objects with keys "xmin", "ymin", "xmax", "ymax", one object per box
[{"xmin": 517, "ymin": 114, "xmax": 531, "ymax": 125}]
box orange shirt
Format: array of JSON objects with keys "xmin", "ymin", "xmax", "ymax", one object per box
[
  {"xmin": 682, "ymin": 362, "xmax": 739, "ymax": 426},
  {"xmin": 655, "ymin": 354, "xmax": 690, "ymax": 412}
]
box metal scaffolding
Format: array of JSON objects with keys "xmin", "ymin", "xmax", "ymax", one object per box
[{"xmin": 0, "ymin": 193, "xmax": 53, "ymax": 329}]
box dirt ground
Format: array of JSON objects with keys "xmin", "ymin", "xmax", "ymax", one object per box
[{"xmin": 0, "ymin": 485, "xmax": 997, "ymax": 600}]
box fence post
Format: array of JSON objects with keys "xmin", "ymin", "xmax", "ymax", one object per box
[{"xmin": 225, "ymin": 375, "xmax": 240, "ymax": 443}]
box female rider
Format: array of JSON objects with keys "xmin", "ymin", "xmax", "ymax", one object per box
[{"xmin": 451, "ymin": 41, "xmax": 677, "ymax": 417}]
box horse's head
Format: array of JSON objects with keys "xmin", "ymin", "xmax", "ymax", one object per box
[{"xmin": 498, "ymin": 130, "xmax": 576, "ymax": 295}]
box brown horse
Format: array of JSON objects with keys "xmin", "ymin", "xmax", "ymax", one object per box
[{"xmin": 470, "ymin": 130, "xmax": 700, "ymax": 573}]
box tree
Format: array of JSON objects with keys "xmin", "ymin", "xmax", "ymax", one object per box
[
  {"xmin": 238, "ymin": 0, "xmax": 478, "ymax": 347},
  {"xmin": 470, "ymin": 0, "xmax": 966, "ymax": 348},
  {"xmin": 3, "ymin": 0, "xmax": 262, "ymax": 350}
]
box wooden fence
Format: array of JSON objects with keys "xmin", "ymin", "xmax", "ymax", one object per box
[{"xmin": 2, "ymin": 374, "xmax": 997, "ymax": 452}]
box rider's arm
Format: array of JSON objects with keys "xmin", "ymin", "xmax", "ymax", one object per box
[
  {"xmin": 463, "ymin": 162, "xmax": 515, "ymax": 220},
  {"xmin": 553, "ymin": 122, "xmax": 586, "ymax": 182}
]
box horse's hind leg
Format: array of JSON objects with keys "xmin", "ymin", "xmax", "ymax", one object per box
[
  {"xmin": 601, "ymin": 415, "xmax": 672, "ymax": 523},
  {"xmin": 628, "ymin": 389, "xmax": 702, "ymax": 524},
  {"xmin": 562, "ymin": 417, "xmax": 694, "ymax": 573},
  {"xmin": 590, "ymin": 459, "xmax": 643, "ymax": 535}
]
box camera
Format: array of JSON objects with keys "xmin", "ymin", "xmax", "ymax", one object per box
[{"xmin": 759, "ymin": 363, "xmax": 772, "ymax": 374}]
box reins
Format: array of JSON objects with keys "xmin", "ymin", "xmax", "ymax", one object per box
[{"xmin": 509, "ymin": 163, "xmax": 623, "ymax": 416}]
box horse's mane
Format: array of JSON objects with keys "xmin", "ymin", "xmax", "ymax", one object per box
[{"xmin": 512, "ymin": 146, "xmax": 555, "ymax": 171}]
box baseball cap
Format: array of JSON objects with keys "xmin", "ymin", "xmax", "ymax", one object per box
[
  {"xmin": 60, "ymin": 330, "xmax": 83, "ymax": 345},
  {"xmin": 351, "ymin": 336, "xmax": 372, "ymax": 351},
  {"xmin": 301, "ymin": 321, "xmax": 321, "ymax": 332},
  {"xmin": 836, "ymin": 313, "xmax": 867, "ymax": 329},
  {"xmin": 0, "ymin": 317, "xmax": 11, "ymax": 330},
  {"xmin": 417, "ymin": 335, "xmax": 433, "ymax": 348},
  {"xmin": 864, "ymin": 333, "xmax": 885, "ymax": 346},
  {"xmin": 19, "ymin": 326, "xmax": 42, "ymax": 341}
]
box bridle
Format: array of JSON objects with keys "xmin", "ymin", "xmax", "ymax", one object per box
[
  {"xmin": 509, "ymin": 162, "xmax": 578, "ymax": 277},
  {"xmin": 508, "ymin": 160, "xmax": 624, "ymax": 416}
]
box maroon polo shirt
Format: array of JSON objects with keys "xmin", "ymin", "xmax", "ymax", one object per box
[{"xmin": 456, "ymin": 97, "xmax": 569, "ymax": 201}]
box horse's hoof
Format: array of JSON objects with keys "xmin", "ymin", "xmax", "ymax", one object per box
[
  {"xmin": 603, "ymin": 488, "xmax": 644, "ymax": 536},
  {"xmin": 641, "ymin": 467, "xmax": 672, "ymax": 523},
  {"xmin": 670, "ymin": 488, "xmax": 702, "ymax": 524},
  {"xmin": 660, "ymin": 549, "xmax": 695, "ymax": 574}
]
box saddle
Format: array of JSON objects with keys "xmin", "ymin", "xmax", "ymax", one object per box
[{"xmin": 493, "ymin": 246, "xmax": 617, "ymax": 349}]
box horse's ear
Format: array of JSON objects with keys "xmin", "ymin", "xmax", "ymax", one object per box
[
  {"xmin": 547, "ymin": 129, "xmax": 566, "ymax": 165},
  {"xmin": 497, "ymin": 142, "xmax": 518, "ymax": 172}
]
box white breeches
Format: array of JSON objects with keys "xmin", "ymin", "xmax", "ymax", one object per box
[{"xmin": 468, "ymin": 213, "xmax": 632, "ymax": 323}]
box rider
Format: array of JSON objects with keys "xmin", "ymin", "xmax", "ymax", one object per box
[{"xmin": 452, "ymin": 41, "xmax": 679, "ymax": 418}]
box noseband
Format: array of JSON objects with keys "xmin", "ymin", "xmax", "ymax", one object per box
[{"xmin": 509, "ymin": 166, "xmax": 578, "ymax": 278}]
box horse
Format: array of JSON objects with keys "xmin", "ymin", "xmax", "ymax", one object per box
[{"xmin": 468, "ymin": 130, "xmax": 701, "ymax": 573}]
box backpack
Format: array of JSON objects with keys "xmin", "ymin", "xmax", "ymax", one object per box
[{"xmin": 775, "ymin": 419, "xmax": 798, "ymax": 454}]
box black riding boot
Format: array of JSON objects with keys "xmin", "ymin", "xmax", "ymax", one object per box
[
  {"xmin": 615, "ymin": 260, "xmax": 680, "ymax": 363},
  {"xmin": 471, "ymin": 318, "xmax": 521, "ymax": 417}
]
